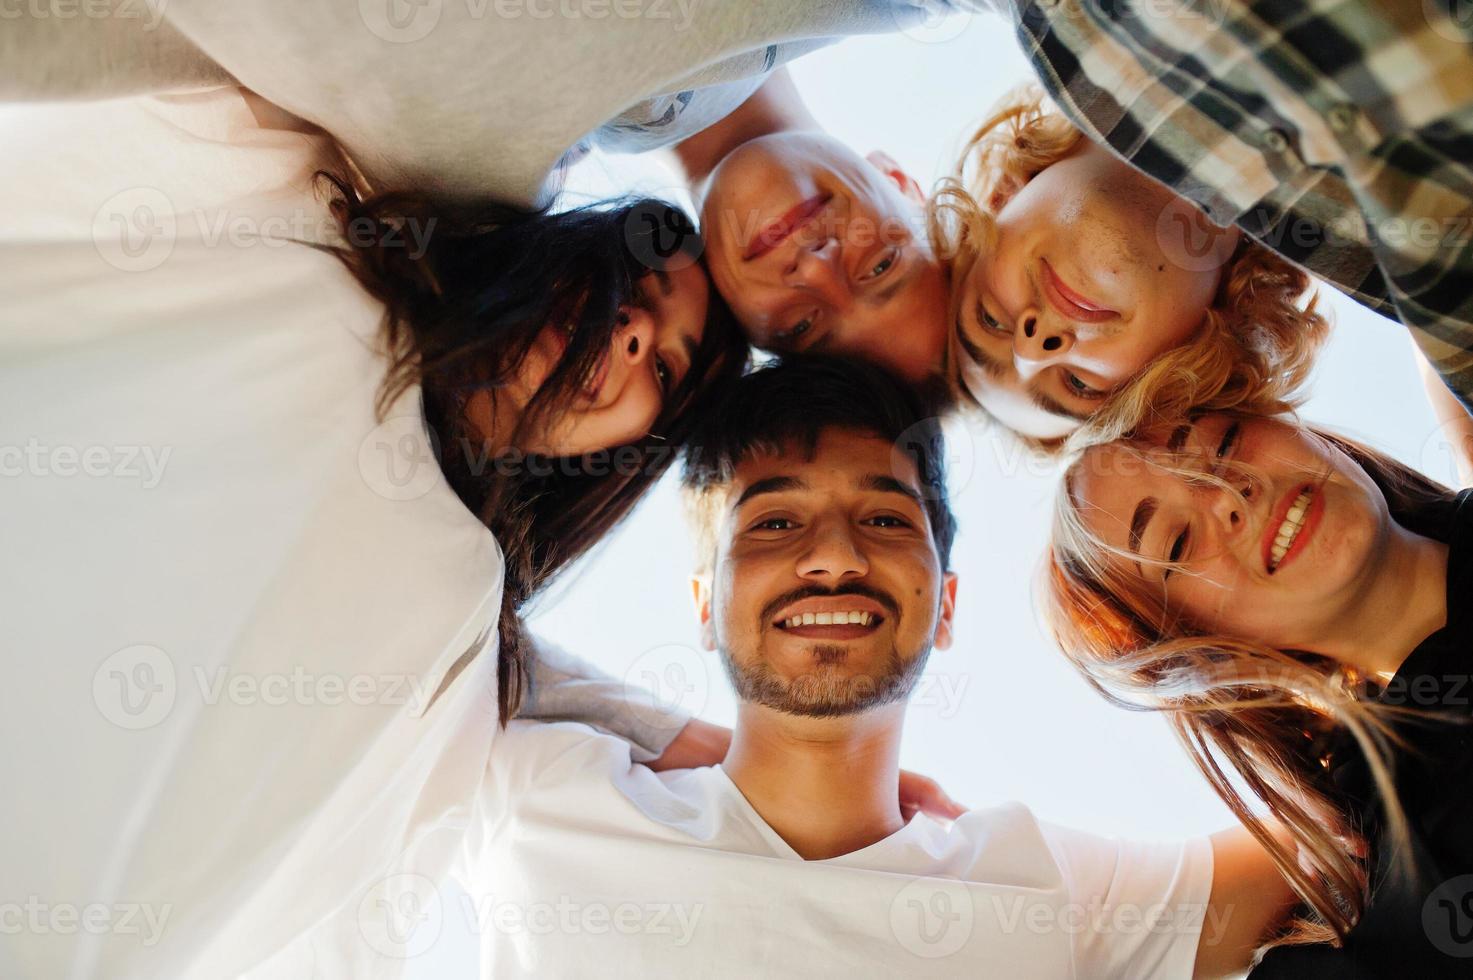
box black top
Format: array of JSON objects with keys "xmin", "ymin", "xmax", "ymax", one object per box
[{"xmin": 1250, "ymin": 489, "xmax": 1473, "ymax": 978}]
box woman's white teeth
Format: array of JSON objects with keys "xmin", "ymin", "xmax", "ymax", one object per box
[
  {"xmin": 1268, "ymin": 489, "xmax": 1313, "ymax": 571},
  {"xmin": 783, "ymin": 611, "xmax": 874, "ymax": 628}
]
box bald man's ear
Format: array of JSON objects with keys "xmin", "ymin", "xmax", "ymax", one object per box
[
  {"xmin": 932, "ymin": 572, "xmax": 959, "ymax": 651},
  {"xmin": 866, "ymin": 150, "xmax": 927, "ymax": 205},
  {"xmin": 691, "ymin": 573, "xmax": 718, "ymax": 651},
  {"xmin": 987, "ymin": 174, "xmax": 1023, "ymax": 213}
]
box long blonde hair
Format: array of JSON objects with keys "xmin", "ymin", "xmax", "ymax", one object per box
[
  {"xmin": 927, "ymin": 84, "xmax": 1330, "ymax": 453},
  {"xmin": 1046, "ymin": 418, "xmax": 1459, "ymax": 949}
]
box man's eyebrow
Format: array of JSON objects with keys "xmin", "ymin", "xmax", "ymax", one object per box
[
  {"xmin": 732, "ymin": 476, "xmax": 807, "ymax": 510},
  {"xmin": 870, "ymin": 256, "xmax": 919, "ymax": 306},
  {"xmin": 1128, "ymin": 497, "xmax": 1158, "ymax": 573},
  {"xmin": 858, "ymin": 473, "xmax": 922, "ymax": 502},
  {"xmin": 680, "ymin": 333, "xmax": 700, "ymax": 378},
  {"xmin": 966, "ymin": 342, "xmax": 1095, "ymax": 422},
  {"xmin": 1166, "ymin": 422, "xmax": 1194, "ymax": 453},
  {"xmin": 1028, "ymin": 387, "xmax": 1095, "ymax": 423},
  {"xmin": 965, "ymin": 340, "xmax": 1008, "ymax": 380}
]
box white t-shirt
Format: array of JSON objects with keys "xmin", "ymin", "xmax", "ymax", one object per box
[
  {"xmin": 0, "ymin": 88, "xmax": 507, "ymax": 979},
  {"xmin": 0, "ymin": 87, "xmax": 696, "ymax": 979},
  {"xmin": 454, "ymin": 721, "xmax": 1214, "ymax": 979}
]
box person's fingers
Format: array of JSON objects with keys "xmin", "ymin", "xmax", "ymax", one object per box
[
  {"xmin": 897, "ymin": 772, "xmax": 936, "ymax": 812},
  {"xmin": 920, "ymin": 787, "xmax": 966, "ymax": 821},
  {"xmin": 934, "ymin": 793, "xmax": 967, "ymax": 820},
  {"xmin": 899, "ymin": 771, "xmax": 968, "ymax": 821}
]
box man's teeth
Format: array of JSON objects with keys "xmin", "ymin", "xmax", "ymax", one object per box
[
  {"xmin": 782, "ymin": 611, "xmax": 874, "ymax": 628},
  {"xmin": 1268, "ymin": 489, "xmax": 1313, "ymax": 571}
]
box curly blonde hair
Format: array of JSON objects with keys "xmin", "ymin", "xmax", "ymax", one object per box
[{"xmin": 927, "ymin": 84, "xmax": 1331, "ymax": 453}]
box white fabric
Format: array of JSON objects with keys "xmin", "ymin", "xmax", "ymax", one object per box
[
  {"xmin": 158, "ymin": 0, "xmax": 949, "ymax": 204},
  {"xmin": 455, "ymin": 721, "xmax": 1214, "ymax": 979},
  {"xmin": 0, "ymin": 89, "xmax": 504, "ymax": 979}
]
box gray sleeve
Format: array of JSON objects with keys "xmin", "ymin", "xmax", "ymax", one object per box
[
  {"xmin": 591, "ymin": 38, "xmax": 834, "ymax": 155},
  {"xmin": 156, "ymin": 0, "xmax": 986, "ymax": 200},
  {"xmin": 0, "ymin": 2, "xmax": 232, "ymax": 102},
  {"xmin": 518, "ymin": 636, "xmax": 692, "ymax": 763}
]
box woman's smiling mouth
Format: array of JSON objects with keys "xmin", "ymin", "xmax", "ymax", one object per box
[{"xmin": 1262, "ymin": 483, "xmax": 1323, "ymax": 574}]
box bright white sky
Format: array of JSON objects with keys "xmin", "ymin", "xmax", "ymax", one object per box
[{"xmin": 416, "ymin": 12, "xmax": 1457, "ymax": 975}]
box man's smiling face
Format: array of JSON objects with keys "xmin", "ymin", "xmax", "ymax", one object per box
[
  {"xmin": 700, "ymin": 133, "xmax": 950, "ymax": 384},
  {"xmin": 694, "ymin": 427, "xmax": 957, "ymax": 716}
]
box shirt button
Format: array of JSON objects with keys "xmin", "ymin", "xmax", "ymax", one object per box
[
  {"xmin": 1327, "ymin": 103, "xmax": 1358, "ymax": 132},
  {"xmin": 1260, "ymin": 128, "xmax": 1290, "ymax": 153}
]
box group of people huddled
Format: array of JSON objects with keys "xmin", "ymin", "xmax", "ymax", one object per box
[{"xmin": 6, "ymin": 2, "xmax": 1471, "ymax": 978}]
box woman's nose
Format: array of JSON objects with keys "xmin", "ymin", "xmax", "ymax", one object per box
[
  {"xmin": 1207, "ymin": 473, "xmax": 1256, "ymax": 534},
  {"xmin": 617, "ymin": 309, "xmax": 656, "ymax": 366}
]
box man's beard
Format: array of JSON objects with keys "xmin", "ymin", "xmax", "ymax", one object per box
[{"xmin": 720, "ymin": 640, "xmax": 931, "ymax": 718}]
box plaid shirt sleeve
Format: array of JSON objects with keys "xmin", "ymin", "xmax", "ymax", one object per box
[{"xmin": 985, "ymin": 0, "xmax": 1473, "ymax": 409}]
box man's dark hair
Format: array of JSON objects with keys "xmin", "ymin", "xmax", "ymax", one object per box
[{"xmin": 681, "ymin": 355, "xmax": 956, "ymax": 571}]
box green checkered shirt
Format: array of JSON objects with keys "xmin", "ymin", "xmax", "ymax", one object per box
[{"xmin": 967, "ymin": 0, "xmax": 1473, "ymax": 406}]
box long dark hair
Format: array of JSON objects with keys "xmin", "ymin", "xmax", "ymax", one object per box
[{"xmin": 320, "ymin": 176, "xmax": 748, "ymax": 722}]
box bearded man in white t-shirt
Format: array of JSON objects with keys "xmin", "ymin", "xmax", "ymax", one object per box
[{"xmin": 451, "ymin": 356, "xmax": 1297, "ymax": 979}]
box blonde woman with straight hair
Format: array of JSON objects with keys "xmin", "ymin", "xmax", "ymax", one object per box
[
  {"xmin": 928, "ymin": 84, "xmax": 1330, "ymax": 451},
  {"xmin": 1044, "ymin": 408, "xmax": 1473, "ymax": 976}
]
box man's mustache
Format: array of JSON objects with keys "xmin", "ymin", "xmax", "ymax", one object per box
[{"xmin": 759, "ymin": 583, "xmax": 901, "ymax": 625}]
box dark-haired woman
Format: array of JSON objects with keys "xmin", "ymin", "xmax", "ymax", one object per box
[
  {"xmin": 1046, "ymin": 409, "xmax": 1472, "ymax": 975},
  {"xmin": 0, "ymin": 86, "xmax": 744, "ymax": 978},
  {"xmin": 322, "ymin": 175, "xmax": 748, "ymax": 719}
]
